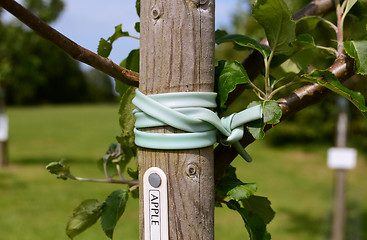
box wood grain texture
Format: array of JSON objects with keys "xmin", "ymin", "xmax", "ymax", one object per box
[{"xmin": 139, "ymin": 0, "xmax": 215, "ymax": 239}]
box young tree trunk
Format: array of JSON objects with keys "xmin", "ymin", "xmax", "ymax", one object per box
[{"xmin": 138, "ymin": 0, "xmax": 215, "ymax": 239}]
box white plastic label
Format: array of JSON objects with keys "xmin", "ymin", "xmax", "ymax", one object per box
[
  {"xmin": 0, "ymin": 114, "xmax": 9, "ymax": 142},
  {"xmin": 327, "ymin": 147, "xmax": 357, "ymax": 169},
  {"xmin": 143, "ymin": 167, "xmax": 168, "ymax": 240}
]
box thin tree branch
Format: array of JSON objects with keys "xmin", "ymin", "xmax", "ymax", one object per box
[
  {"xmin": 214, "ymin": 56, "xmax": 355, "ymax": 183},
  {"xmin": 72, "ymin": 175, "xmax": 139, "ymax": 185},
  {"xmin": 0, "ymin": 0, "xmax": 139, "ymax": 87}
]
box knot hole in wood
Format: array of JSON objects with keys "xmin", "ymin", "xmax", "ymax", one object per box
[{"xmin": 185, "ymin": 163, "xmax": 200, "ymax": 182}]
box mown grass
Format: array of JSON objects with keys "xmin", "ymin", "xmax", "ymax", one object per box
[{"xmin": 0, "ymin": 104, "xmax": 366, "ymax": 240}]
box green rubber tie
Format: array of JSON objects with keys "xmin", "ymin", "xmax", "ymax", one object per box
[{"xmin": 132, "ymin": 89, "xmax": 262, "ymax": 162}]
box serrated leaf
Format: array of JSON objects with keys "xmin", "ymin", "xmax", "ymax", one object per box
[
  {"xmin": 243, "ymin": 195, "xmax": 275, "ymax": 224},
  {"xmin": 108, "ymin": 24, "xmax": 130, "ymax": 43},
  {"xmin": 97, "ymin": 38, "xmax": 112, "ymax": 58},
  {"xmin": 252, "ymin": 0, "xmax": 296, "ymax": 54},
  {"xmin": 216, "ymin": 165, "xmax": 257, "ymax": 200},
  {"xmin": 66, "ymin": 199, "xmax": 104, "ymax": 239},
  {"xmin": 303, "ymin": 70, "xmax": 367, "ymax": 117},
  {"xmin": 215, "ymin": 34, "xmax": 270, "ymax": 58},
  {"xmin": 45, "ymin": 161, "xmax": 71, "ymax": 180},
  {"xmin": 115, "ymin": 49, "xmax": 139, "ymax": 155},
  {"xmin": 227, "ymin": 200, "xmax": 271, "ymax": 240},
  {"xmin": 344, "ymin": 40, "xmax": 367, "ymax": 74},
  {"xmin": 101, "ymin": 189, "xmax": 129, "ymax": 239},
  {"xmin": 115, "ymin": 80, "xmax": 136, "ymax": 146},
  {"xmin": 215, "ymin": 61, "xmax": 251, "ymax": 113},
  {"xmin": 263, "ymin": 100, "xmax": 282, "ymax": 124}
]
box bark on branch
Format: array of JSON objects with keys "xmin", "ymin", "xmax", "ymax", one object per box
[
  {"xmin": 214, "ymin": 56, "xmax": 355, "ymax": 183},
  {"xmin": 0, "ymin": 0, "xmax": 139, "ymax": 87}
]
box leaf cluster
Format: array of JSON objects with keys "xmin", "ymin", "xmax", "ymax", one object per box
[
  {"xmin": 65, "ymin": 189, "xmax": 129, "ymax": 239},
  {"xmin": 216, "ymin": 165, "xmax": 275, "ymax": 239}
]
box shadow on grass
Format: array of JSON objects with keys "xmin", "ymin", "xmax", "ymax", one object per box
[
  {"xmin": 346, "ymin": 200, "xmax": 365, "ymax": 240},
  {"xmin": 278, "ymin": 207, "xmax": 329, "ymax": 239},
  {"xmin": 11, "ymin": 157, "xmax": 97, "ymax": 166}
]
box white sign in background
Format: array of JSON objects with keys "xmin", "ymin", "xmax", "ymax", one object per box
[
  {"xmin": 0, "ymin": 114, "xmax": 9, "ymax": 142},
  {"xmin": 327, "ymin": 147, "xmax": 357, "ymax": 170}
]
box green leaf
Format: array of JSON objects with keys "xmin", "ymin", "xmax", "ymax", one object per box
[
  {"xmin": 127, "ymin": 167, "xmax": 138, "ymax": 180},
  {"xmin": 247, "ymin": 119, "xmax": 266, "ymax": 140},
  {"xmin": 246, "ymin": 101, "xmax": 266, "ymax": 139},
  {"xmin": 227, "ymin": 200, "xmax": 271, "ymax": 240},
  {"xmin": 344, "ymin": 40, "xmax": 367, "ymax": 75},
  {"xmin": 101, "ymin": 189, "xmax": 129, "ymax": 239},
  {"xmin": 136, "ymin": 0, "xmax": 140, "ymax": 17},
  {"xmin": 252, "ymin": 0, "xmax": 296, "ymax": 54},
  {"xmin": 134, "ymin": 22, "xmax": 140, "ymax": 33},
  {"xmin": 228, "ymin": 184, "xmax": 258, "ymax": 201},
  {"xmin": 97, "ymin": 38, "xmax": 112, "ymax": 58},
  {"xmin": 107, "ymin": 24, "xmax": 130, "ymax": 43},
  {"xmin": 66, "ymin": 199, "xmax": 104, "ymax": 239},
  {"xmin": 215, "ymin": 61, "xmax": 251, "ymax": 113},
  {"xmin": 262, "ymin": 100, "xmax": 282, "ymax": 124},
  {"xmin": 295, "ymin": 33, "xmax": 315, "ymax": 46},
  {"xmin": 216, "ymin": 165, "xmax": 258, "ymax": 201},
  {"xmin": 115, "ymin": 49, "xmax": 139, "ymax": 158},
  {"xmin": 215, "ymin": 33, "xmax": 270, "ymax": 57},
  {"xmin": 345, "ymin": 0, "xmax": 358, "ymax": 15},
  {"xmin": 45, "ymin": 160, "xmax": 71, "ymax": 180},
  {"xmin": 215, "ymin": 29, "xmax": 228, "ymax": 43},
  {"xmin": 242, "ymin": 195, "xmax": 275, "ymax": 224},
  {"xmin": 115, "ymin": 81, "xmax": 136, "ymax": 146},
  {"xmin": 303, "ymin": 70, "xmax": 367, "ymax": 117},
  {"xmin": 295, "ymin": 16, "xmax": 321, "ymax": 35},
  {"xmin": 120, "ymin": 49, "xmax": 140, "ymax": 73}
]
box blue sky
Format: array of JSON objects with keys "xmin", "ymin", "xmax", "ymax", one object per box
[{"xmin": 47, "ymin": 0, "xmax": 243, "ymax": 68}]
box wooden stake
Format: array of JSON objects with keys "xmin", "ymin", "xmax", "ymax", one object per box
[
  {"xmin": 331, "ymin": 97, "xmax": 349, "ymax": 240},
  {"xmin": 138, "ymin": 0, "xmax": 215, "ymax": 239}
]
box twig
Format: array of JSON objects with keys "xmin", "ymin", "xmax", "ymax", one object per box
[
  {"xmin": 0, "ymin": 0, "xmax": 139, "ymax": 87},
  {"xmin": 115, "ymin": 163, "xmax": 126, "ymax": 181},
  {"xmin": 129, "ymin": 184, "xmax": 139, "ymax": 192},
  {"xmin": 317, "ymin": 16, "xmax": 338, "ymax": 32},
  {"xmin": 67, "ymin": 175, "xmax": 139, "ymax": 185}
]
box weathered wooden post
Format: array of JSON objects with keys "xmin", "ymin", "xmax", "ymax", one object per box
[{"xmin": 138, "ymin": 0, "xmax": 215, "ymax": 239}]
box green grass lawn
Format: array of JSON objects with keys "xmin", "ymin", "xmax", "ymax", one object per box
[{"xmin": 0, "ymin": 104, "xmax": 366, "ymax": 240}]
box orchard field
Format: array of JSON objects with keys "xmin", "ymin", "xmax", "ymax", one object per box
[{"xmin": 0, "ymin": 104, "xmax": 366, "ymax": 240}]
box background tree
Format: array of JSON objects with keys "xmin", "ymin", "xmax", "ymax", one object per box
[{"xmin": 0, "ymin": 0, "xmax": 117, "ymax": 104}]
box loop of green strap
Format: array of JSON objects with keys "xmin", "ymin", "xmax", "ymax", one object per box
[{"xmin": 132, "ymin": 89, "xmax": 262, "ymax": 162}]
